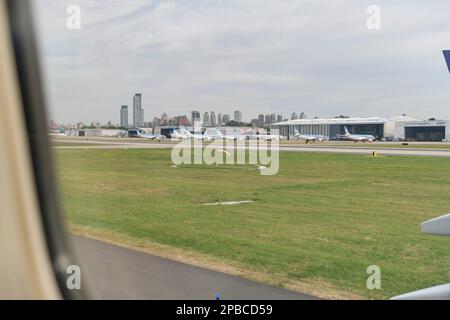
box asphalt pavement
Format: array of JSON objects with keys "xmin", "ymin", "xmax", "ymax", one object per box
[{"xmin": 73, "ymin": 235, "xmax": 317, "ymax": 300}]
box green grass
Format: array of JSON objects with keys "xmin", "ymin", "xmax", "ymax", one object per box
[
  {"xmin": 52, "ymin": 142, "xmax": 113, "ymax": 147},
  {"xmin": 54, "ymin": 148, "xmax": 450, "ymax": 299}
]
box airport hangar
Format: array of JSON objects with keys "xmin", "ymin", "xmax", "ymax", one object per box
[{"xmin": 271, "ymin": 116, "xmax": 450, "ymax": 141}]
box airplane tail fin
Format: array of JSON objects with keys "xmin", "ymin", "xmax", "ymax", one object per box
[
  {"xmin": 344, "ymin": 126, "xmax": 350, "ymax": 135},
  {"xmin": 443, "ymin": 50, "xmax": 450, "ymax": 73},
  {"xmin": 294, "ymin": 129, "xmax": 299, "ymax": 135}
]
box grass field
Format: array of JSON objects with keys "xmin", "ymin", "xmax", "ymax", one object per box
[
  {"xmin": 52, "ymin": 142, "xmax": 113, "ymax": 147},
  {"xmin": 54, "ymin": 148, "xmax": 450, "ymax": 299}
]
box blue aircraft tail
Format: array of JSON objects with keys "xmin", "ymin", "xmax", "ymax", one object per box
[{"xmin": 444, "ymin": 50, "xmax": 450, "ymax": 73}]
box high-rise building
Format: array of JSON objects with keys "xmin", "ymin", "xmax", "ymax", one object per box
[
  {"xmin": 277, "ymin": 114, "xmax": 283, "ymax": 123},
  {"xmin": 210, "ymin": 111, "xmax": 217, "ymax": 126},
  {"xmin": 203, "ymin": 112, "xmax": 210, "ymax": 127},
  {"xmin": 234, "ymin": 110, "xmax": 242, "ymax": 123},
  {"xmin": 291, "ymin": 112, "xmax": 299, "ymax": 120},
  {"xmin": 191, "ymin": 111, "xmax": 201, "ymax": 125},
  {"xmin": 217, "ymin": 113, "xmax": 223, "ymax": 126},
  {"xmin": 258, "ymin": 114, "xmax": 265, "ymax": 128},
  {"xmin": 223, "ymin": 114, "xmax": 230, "ymax": 124},
  {"xmin": 270, "ymin": 114, "xmax": 276, "ymax": 124},
  {"xmin": 133, "ymin": 93, "xmax": 144, "ymax": 127},
  {"xmin": 120, "ymin": 105, "xmax": 128, "ymax": 128},
  {"xmin": 160, "ymin": 113, "xmax": 168, "ymax": 126},
  {"xmin": 152, "ymin": 117, "xmax": 161, "ymax": 127},
  {"xmin": 168, "ymin": 118, "xmax": 178, "ymax": 126},
  {"xmin": 299, "ymin": 112, "xmax": 306, "ymax": 119},
  {"xmin": 265, "ymin": 114, "xmax": 271, "ymax": 125}
]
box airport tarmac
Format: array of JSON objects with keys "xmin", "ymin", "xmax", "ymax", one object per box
[
  {"xmin": 54, "ymin": 140, "xmax": 450, "ymax": 158},
  {"xmin": 73, "ymin": 235, "xmax": 317, "ymax": 300}
]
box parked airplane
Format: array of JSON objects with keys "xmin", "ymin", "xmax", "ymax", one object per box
[
  {"xmin": 179, "ymin": 127, "xmax": 221, "ymax": 141},
  {"xmin": 243, "ymin": 129, "xmax": 285, "ymax": 141},
  {"xmin": 203, "ymin": 128, "xmax": 224, "ymax": 141},
  {"xmin": 170, "ymin": 127, "xmax": 191, "ymax": 139},
  {"xmin": 220, "ymin": 129, "xmax": 246, "ymax": 141},
  {"xmin": 293, "ymin": 129, "xmax": 324, "ymax": 143},
  {"xmin": 250, "ymin": 133, "xmax": 285, "ymax": 141},
  {"xmin": 141, "ymin": 133, "xmax": 166, "ymax": 141},
  {"xmin": 336, "ymin": 126, "xmax": 375, "ymax": 142},
  {"xmin": 129, "ymin": 128, "xmax": 165, "ymax": 140}
]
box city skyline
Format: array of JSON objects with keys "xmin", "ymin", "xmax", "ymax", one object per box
[{"xmin": 35, "ymin": 1, "xmax": 450, "ymax": 124}]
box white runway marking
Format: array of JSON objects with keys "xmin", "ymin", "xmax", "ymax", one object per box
[{"xmin": 202, "ymin": 200, "xmax": 254, "ymax": 206}]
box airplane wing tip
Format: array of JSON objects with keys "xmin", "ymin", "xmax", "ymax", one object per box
[{"xmin": 420, "ymin": 212, "xmax": 450, "ymax": 236}]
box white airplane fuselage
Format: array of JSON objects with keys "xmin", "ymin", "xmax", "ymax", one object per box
[{"xmin": 337, "ymin": 127, "xmax": 375, "ymax": 142}]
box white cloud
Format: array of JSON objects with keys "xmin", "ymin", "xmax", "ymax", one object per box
[{"xmin": 33, "ymin": 0, "xmax": 450, "ymax": 123}]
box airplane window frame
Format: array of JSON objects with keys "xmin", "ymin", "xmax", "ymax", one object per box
[{"xmin": 6, "ymin": 0, "xmax": 88, "ymax": 300}]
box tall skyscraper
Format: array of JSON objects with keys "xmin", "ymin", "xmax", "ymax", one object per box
[
  {"xmin": 210, "ymin": 111, "xmax": 217, "ymax": 126},
  {"xmin": 217, "ymin": 113, "xmax": 223, "ymax": 126},
  {"xmin": 270, "ymin": 114, "xmax": 276, "ymax": 124},
  {"xmin": 258, "ymin": 114, "xmax": 265, "ymax": 128},
  {"xmin": 277, "ymin": 114, "xmax": 283, "ymax": 123},
  {"xmin": 191, "ymin": 111, "xmax": 201, "ymax": 125},
  {"xmin": 222, "ymin": 114, "xmax": 230, "ymax": 124},
  {"xmin": 120, "ymin": 105, "xmax": 128, "ymax": 128},
  {"xmin": 203, "ymin": 112, "xmax": 210, "ymax": 127},
  {"xmin": 234, "ymin": 110, "xmax": 242, "ymax": 123},
  {"xmin": 133, "ymin": 93, "xmax": 144, "ymax": 127}
]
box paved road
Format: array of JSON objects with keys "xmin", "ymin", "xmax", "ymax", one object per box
[
  {"xmin": 56, "ymin": 141, "xmax": 450, "ymax": 158},
  {"xmin": 73, "ymin": 235, "xmax": 317, "ymax": 300}
]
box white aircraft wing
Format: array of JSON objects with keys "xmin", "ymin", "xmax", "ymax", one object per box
[
  {"xmin": 391, "ymin": 283, "xmax": 450, "ymax": 300},
  {"xmin": 391, "ymin": 212, "xmax": 450, "ymax": 300},
  {"xmin": 421, "ymin": 213, "xmax": 450, "ymax": 236}
]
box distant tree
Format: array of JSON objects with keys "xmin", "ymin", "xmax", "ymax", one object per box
[
  {"xmin": 101, "ymin": 125, "xmax": 121, "ymax": 129},
  {"xmin": 334, "ymin": 115, "xmax": 350, "ymax": 118},
  {"xmin": 225, "ymin": 120, "xmax": 252, "ymax": 127},
  {"xmin": 428, "ymin": 117, "xmax": 436, "ymax": 121}
]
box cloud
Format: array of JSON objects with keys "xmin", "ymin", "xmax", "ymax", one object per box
[{"xmin": 33, "ymin": 0, "xmax": 450, "ymax": 123}]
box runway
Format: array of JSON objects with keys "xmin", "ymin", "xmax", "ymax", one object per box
[
  {"xmin": 73, "ymin": 235, "xmax": 317, "ymax": 300},
  {"xmin": 54, "ymin": 140, "xmax": 450, "ymax": 158}
]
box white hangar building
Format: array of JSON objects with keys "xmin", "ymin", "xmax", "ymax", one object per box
[{"xmin": 269, "ymin": 115, "xmax": 444, "ymax": 141}]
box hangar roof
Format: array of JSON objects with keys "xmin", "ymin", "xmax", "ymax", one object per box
[{"xmin": 273, "ymin": 115, "xmax": 421, "ymax": 126}]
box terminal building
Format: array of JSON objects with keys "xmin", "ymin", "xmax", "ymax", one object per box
[
  {"xmin": 271, "ymin": 115, "xmax": 450, "ymax": 141},
  {"xmin": 394, "ymin": 119, "xmax": 450, "ymax": 141}
]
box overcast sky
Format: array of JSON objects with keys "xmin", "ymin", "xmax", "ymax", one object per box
[{"xmin": 33, "ymin": 0, "xmax": 450, "ymax": 124}]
